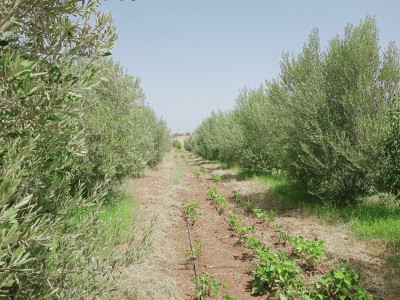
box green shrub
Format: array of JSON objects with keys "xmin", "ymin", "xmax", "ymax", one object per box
[
  {"xmin": 172, "ymin": 139, "xmax": 182, "ymax": 149},
  {"xmin": 383, "ymin": 95, "xmax": 400, "ymax": 196},
  {"xmin": 187, "ymin": 17, "xmax": 400, "ymax": 203},
  {"xmin": 0, "ymin": 1, "xmax": 169, "ymax": 298},
  {"xmin": 185, "ymin": 111, "xmax": 244, "ymax": 165},
  {"xmin": 270, "ymin": 18, "xmax": 400, "ymax": 202},
  {"xmin": 79, "ymin": 58, "xmax": 170, "ymax": 190}
]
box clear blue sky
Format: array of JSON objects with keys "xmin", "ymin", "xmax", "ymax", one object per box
[{"xmin": 100, "ymin": 0, "xmax": 400, "ymax": 133}]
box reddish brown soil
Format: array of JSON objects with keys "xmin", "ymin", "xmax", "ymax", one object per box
[{"xmin": 115, "ymin": 150, "xmax": 264, "ymax": 299}]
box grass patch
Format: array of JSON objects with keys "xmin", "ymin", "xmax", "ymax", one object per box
[
  {"xmin": 172, "ymin": 170, "xmax": 185, "ymax": 184},
  {"xmin": 100, "ymin": 191, "xmax": 137, "ymax": 240},
  {"xmin": 314, "ymin": 201, "xmax": 400, "ymax": 269},
  {"xmin": 235, "ymin": 167, "xmax": 400, "ymax": 267},
  {"xmin": 236, "ymin": 168, "xmax": 311, "ymax": 206}
]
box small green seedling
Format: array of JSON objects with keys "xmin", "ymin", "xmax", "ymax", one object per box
[
  {"xmin": 232, "ymin": 190, "xmax": 246, "ymax": 207},
  {"xmin": 211, "ymin": 173, "xmax": 222, "ymax": 183},
  {"xmin": 290, "ymin": 236, "xmax": 325, "ymax": 267},
  {"xmin": 207, "ymin": 187, "xmax": 217, "ymax": 200},
  {"xmin": 227, "ymin": 213, "xmax": 255, "ymax": 243},
  {"xmin": 193, "ymin": 272, "xmax": 237, "ymax": 299},
  {"xmin": 274, "ymin": 225, "xmax": 292, "ymax": 245},
  {"xmin": 245, "ymin": 200, "xmax": 254, "ymax": 212},
  {"xmin": 253, "ymin": 208, "xmax": 276, "ymax": 223},
  {"xmin": 227, "ymin": 213, "xmax": 241, "ymax": 228},
  {"xmin": 193, "ymin": 168, "xmax": 200, "ymax": 177},
  {"xmin": 214, "ymin": 194, "xmax": 227, "ymax": 212},
  {"xmin": 184, "ymin": 201, "xmax": 201, "ymax": 224},
  {"xmin": 207, "ymin": 188, "xmax": 227, "ymax": 212},
  {"xmin": 309, "ymin": 263, "xmax": 375, "ymax": 299},
  {"xmin": 185, "ymin": 238, "xmax": 202, "ymax": 263},
  {"xmin": 245, "ymin": 236, "xmax": 262, "ymax": 250},
  {"xmin": 200, "ymin": 166, "xmax": 208, "ymax": 173},
  {"xmin": 252, "ymin": 247, "xmax": 303, "ymax": 296}
]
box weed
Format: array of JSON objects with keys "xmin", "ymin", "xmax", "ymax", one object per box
[
  {"xmin": 100, "ymin": 192, "xmax": 136, "ymax": 240},
  {"xmin": 172, "ymin": 139, "xmax": 182, "ymax": 149},
  {"xmin": 200, "ymin": 166, "xmax": 208, "ymax": 173}
]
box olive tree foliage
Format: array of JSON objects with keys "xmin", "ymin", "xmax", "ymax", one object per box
[
  {"xmin": 271, "ymin": 18, "xmax": 400, "ymax": 201},
  {"xmin": 186, "ymin": 17, "xmax": 400, "ymax": 202},
  {"xmin": 233, "ymin": 86, "xmax": 279, "ymax": 171},
  {"xmin": 185, "ymin": 110, "xmax": 244, "ymax": 166},
  {"xmin": 0, "ymin": 1, "xmax": 164, "ymax": 298},
  {"xmin": 77, "ymin": 58, "xmax": 170, "ymax": 191}
]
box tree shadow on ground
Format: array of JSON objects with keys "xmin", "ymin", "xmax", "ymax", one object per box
[{"xmin": 220, "ymin": 173, "xmax": 247, "ymax": 182}]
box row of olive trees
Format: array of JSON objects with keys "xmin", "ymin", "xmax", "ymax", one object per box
[
  {"xmin": 76, "ymin": 58, "xmax": 170, "ymax": 195},
  {"xmin": 186, "ymin": 17, "xmax": 400, "ymax": 202},
  {"xmin": 0, "ymin": 1, "xmax": 170, "ymax": 298}
]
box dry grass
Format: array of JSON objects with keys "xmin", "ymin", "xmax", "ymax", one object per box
[{"xmin": 109, "ymin": 153, "xmax": 193, "ymax": 300}]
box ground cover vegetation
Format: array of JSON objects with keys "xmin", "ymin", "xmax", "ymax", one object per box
[
  {"xmin": 185, "ymin": 18, "xmax": 400, "ymax": 262},
  {"xmin": 0, "ymin": 1, "xmax": 170, "ymax": 298},
  {"xmin": 188, "ymin": 156, "xmax": 376, "ymax": 299}
]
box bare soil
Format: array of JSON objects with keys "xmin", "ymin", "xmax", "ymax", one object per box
[{"xmin": 114, "ymin": 136, "xmax": 398, "ymax": 299}]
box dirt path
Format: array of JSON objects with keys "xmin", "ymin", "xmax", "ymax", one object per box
[
  {"xmin": 113, "ymin": 137, "xmax": 398, "ymax": 299},
  {"xmin": 115, "ymin": 149, "xmax": 261, "ymax": 299}
]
